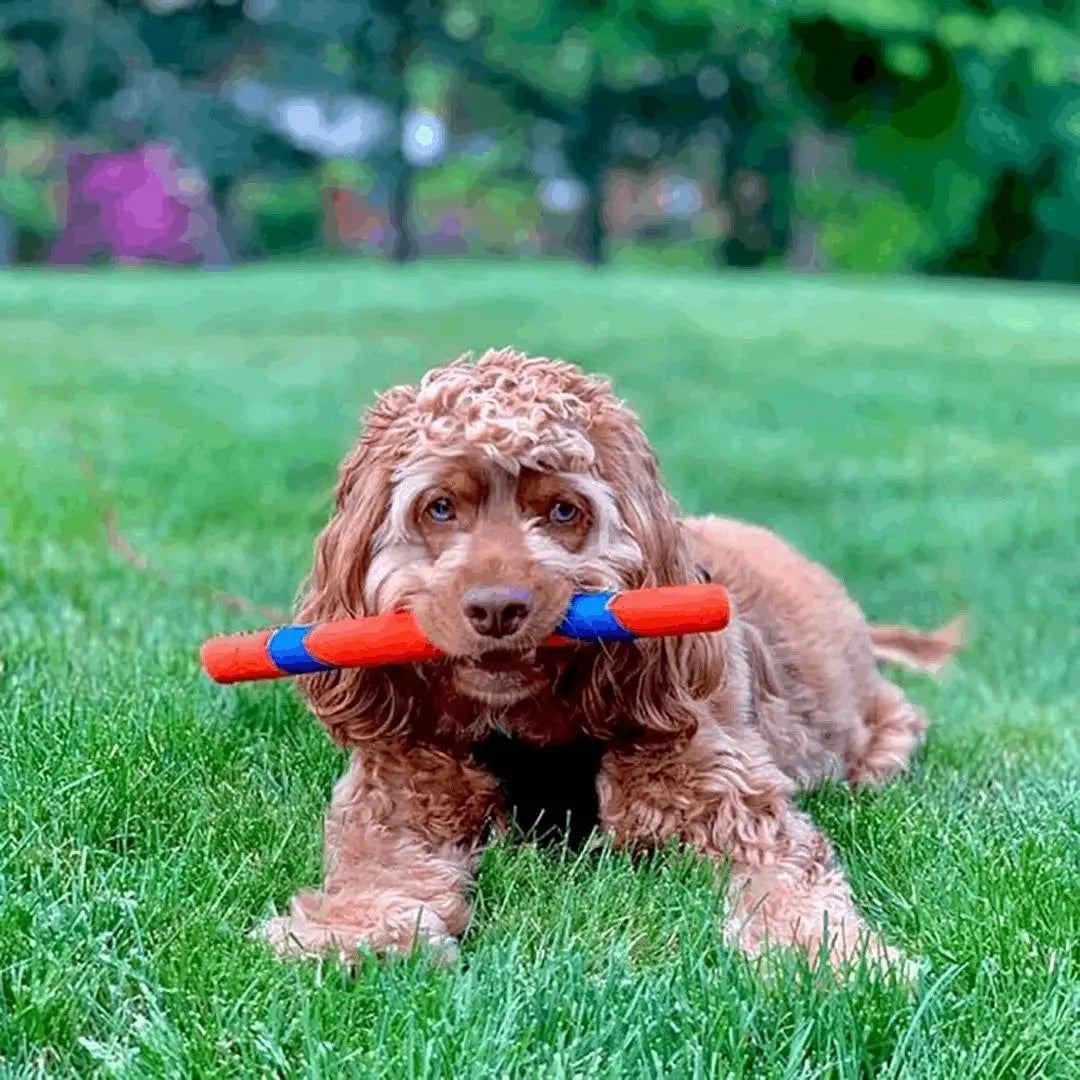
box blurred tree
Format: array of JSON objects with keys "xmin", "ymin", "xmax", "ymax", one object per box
[
  {"xmin": 0, "ymin": 0, "xmax": 324, "ymax": 259},
  {"xmin": 0, "ymin": 0, "xmax": 444, "ymax": 261},
  {"xmin": 1, "ymin": 0, "xmax": 1079, "ymax": 277},
  {"xmin": 247, "ymin": 0, "xmax": 444, "ymax": 260},
  {"xmin": 436, "ymin": 0, "xmax": 794, "ymax": 266},
  {"xmin": 789, "ymin": 0, "xmax": 1080, "ymax": 280},
  {"xmin": 348, "ymin": 0, "xmax": 441, "ymax": 261}
]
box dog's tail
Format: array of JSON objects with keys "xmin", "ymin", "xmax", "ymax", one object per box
[{"xmin": 869, "ymin": 614, "xmax": 967, "ymax": 676}]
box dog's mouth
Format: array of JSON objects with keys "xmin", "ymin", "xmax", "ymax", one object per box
[{"xmin": 451, "ymin": 649, "xmax": 548, "ymax": 705}]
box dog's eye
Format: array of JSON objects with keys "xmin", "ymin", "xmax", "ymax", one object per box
[
  {"xmin": 549, "ymin": 501, "xmax": 578, "ymax": 525},
  {"xmin": 426, "ymin": 497, "xmax": 456, "ymax": 523}
]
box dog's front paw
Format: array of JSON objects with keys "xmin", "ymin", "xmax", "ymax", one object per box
[
  {"xmin": 797, "ymin": 924, "xmax": 919, "ymax": 983},
  {"xmin": 846, "ymin": 932, "xmax": 922, "ymax": 984},
  {"xmin": 726, "ymin": 914, "xmax": 918, "ymax": 983},
  {"xmin": 256, "ymin": 892, "xmax": 459, "ymax": 965}
]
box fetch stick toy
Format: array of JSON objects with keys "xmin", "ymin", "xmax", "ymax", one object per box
[{"xmin": 200, "ymin": 583, "xmax": 730, "ymax": 685}]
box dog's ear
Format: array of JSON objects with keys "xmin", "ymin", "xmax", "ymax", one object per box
[
  {"xmin": 297, "ymin": 436, "xmax": 390, "ymax": 622},
  {"xmin": 294, "ymin": 389, "xmax": 420, "ymax": 744},
  {"xmin": 582, "ymin": 411, "xmax": 726, "ymax": 739}
]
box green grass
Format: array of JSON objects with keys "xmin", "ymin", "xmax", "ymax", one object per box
[{"xmin": 1, "ymin": 261, "xmax": 1078, "ymax": 1078}]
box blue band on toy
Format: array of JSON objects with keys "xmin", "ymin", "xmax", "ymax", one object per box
[
  {"xmin": 556, "ymin": 592, "xmax": 635, "ymax": 642},
  {"xmin": 267, "ymin": 625, "xmax": 335, "ymax": 675}
]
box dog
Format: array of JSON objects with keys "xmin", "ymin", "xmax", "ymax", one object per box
[{"xmin": 261, "ymin": 349, "xmax": 962, "ymax": 970}]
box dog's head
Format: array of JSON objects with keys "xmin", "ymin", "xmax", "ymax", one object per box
[{"xmin": 297, "ymin": 349, "xmax": 722, "ymax": 745}]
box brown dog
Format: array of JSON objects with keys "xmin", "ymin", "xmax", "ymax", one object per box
[{"xmin": 261, "ymin": 349, "xmax": 961, "ymax": 970}]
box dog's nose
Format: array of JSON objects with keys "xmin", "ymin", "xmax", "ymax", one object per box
[{"xmin": 462, "ymin": 586, "xmax": 533, "ymax": 638}]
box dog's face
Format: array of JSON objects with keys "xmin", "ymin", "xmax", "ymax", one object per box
[
  {"xmin": 367, "ymin": 455, "xmax": 642, "ymax": 706},
  {"xmin": 297, "ymin": 349, "xmax": 720, "ymax": 745}
]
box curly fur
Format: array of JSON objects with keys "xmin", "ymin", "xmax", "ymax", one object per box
[{"xmin": 260, "ymin": 348, "xmax": 962, "ymax": 971}]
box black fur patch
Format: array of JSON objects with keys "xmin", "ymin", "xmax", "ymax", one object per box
[{"xmin": 473, "ymin": 733, "xmax": 605, "ymax": 848}]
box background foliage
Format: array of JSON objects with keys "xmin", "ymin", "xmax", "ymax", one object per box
[{"xmin": 1, "ymin": 0, "xmax": 1079, "ymax": 277}]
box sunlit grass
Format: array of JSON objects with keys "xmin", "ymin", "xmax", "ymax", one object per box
[{"xmin": 1, "ymin": 262, "xmax": 1077, "ymax": 1076}]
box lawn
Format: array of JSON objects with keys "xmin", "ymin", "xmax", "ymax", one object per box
[{"xmin": 1, "ymin": 261, "xmax": 1078, "ymax": 1078}]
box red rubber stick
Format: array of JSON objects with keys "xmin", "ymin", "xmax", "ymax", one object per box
[
  {"xmin": 608, "ymin": 583, "xmax": 730, "ymax": 636},
  {"xmin": 200, "ymin": 584, "xmax": 731, "ymax": 685}
]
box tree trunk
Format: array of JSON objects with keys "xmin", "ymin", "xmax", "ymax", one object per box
[
  {"xmin": 370, "ymin": 0, "xmax": 424, "ymax": 264},
  {"xmin": 387, "ymin": 151, "xmax": 418, "ymax": 263},
  {"xmin": 785, "ymin": 125, "xmax": 848, "ymax": 272},
  {"xmin": 565, "ymin": 91, "xmax": 615, "ymax": 267},
  {"xmin": 204, "ymin": 176, "xmax": 235, "ymax": 266},
  {"xmin": 570, "ymin": 164, "xmax": 605, "ymax": 266},
  {"xmin": 0, "ymin": 210, "xmax": 11, "ymax": 267},
  {"xmin": 715, "ymin": 79, "xmax": 792, "ymax": 269}
]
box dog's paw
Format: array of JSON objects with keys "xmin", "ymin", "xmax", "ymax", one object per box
[
  {"xmin": 255, "ymin": 900, "xmax": 458, "ymax": 965},
  {"xmin": 726, "ymin": 915, "xmax": 919, "ymax": 984},
  {"xmin": 854, "ymin": 935, "xmax": 922, "ymax": 985},
  {"xmin": 258, "ymin": 913, "xmax": 347, "ymax": 961}
]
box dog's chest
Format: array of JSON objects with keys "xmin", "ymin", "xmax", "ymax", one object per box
[{"xmin": 472, "ymin": 733, "xmax": 605, "ymax": 848}]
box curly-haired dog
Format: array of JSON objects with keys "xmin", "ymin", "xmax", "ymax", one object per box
[{"xmin": 262, "ymin": 349, "xmax": 961, "ymax": 970}]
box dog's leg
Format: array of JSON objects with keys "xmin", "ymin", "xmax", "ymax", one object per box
[
  {"xmin": 260, "ymin": 742, "xmax": 499, "ymax": 964},
  {"xmin": 598, "ymin": 724, "xmax": 904, "ymax": 973},
  {"xmin": 845, "ymin": 678, "xmax": 928, "ymax": 788}
]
